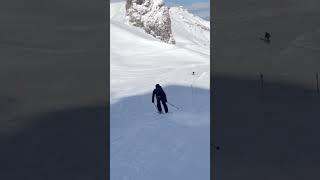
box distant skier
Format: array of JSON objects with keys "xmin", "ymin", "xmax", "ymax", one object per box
[
  {"xmin": 264, "ymin": 32, "xmax": 271, "ymax": 41},
  {"xmin": 152, "ymin": 84, "xmax": 168, "ymax": 113}
]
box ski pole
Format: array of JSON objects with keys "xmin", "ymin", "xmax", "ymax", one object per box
[
  {"xmin": 153, "ymin": 102, "xmax": 157, "ymax": 110},
  {"xmin": 167, "ymin": 102, "xmax": 180, "ymax": 110}
]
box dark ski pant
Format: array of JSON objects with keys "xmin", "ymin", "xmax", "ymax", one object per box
[{"xmin": 156, "ymin": 98, "xmax": 168, "ymax": 113}]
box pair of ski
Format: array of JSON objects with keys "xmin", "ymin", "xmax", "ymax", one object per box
[
  {"xmin": 156, "ymin": 111, "xmax": 172, "ymax": 114},
  {"xmin": 259, "ymin": 37, "xmax": 271, "ymax": 44},
  {"xmin": 153, "ymin": 102, "xmax": 180, "ymax": 114}
]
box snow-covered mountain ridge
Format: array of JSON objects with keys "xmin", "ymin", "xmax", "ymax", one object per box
[
  {"xmin": 123, "ymin": 0, "xmax": 210, "ymax": 46},
  {"xmin": 169, "ymin": 6, "xmax": 210, "ymax": 48}
]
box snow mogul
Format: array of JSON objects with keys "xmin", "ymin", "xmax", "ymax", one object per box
[{"xmin": 152, "ymin": 84, "xmax": 168, "ymax": 114}]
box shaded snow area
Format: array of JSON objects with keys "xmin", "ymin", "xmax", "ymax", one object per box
[
  {"xmin": 110, "ymin": 0, "xmax": 210, "ymax": 179},
  {"xmin": 213, "ymin": 0, "xmax": 320, "ymax": 179}
]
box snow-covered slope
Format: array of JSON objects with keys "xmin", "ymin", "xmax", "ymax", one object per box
[
  {"xmin": 170, "ymin": 7, "xmax": 210, "ymax": 48},
  {"xmin": 110, "ymin": 1, "xmax": 210, "ymax": 179}
]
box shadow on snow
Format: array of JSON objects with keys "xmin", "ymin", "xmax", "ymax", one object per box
[{"xmin": 213, "ymin": 75, "xmax": 320, "ymax": 179}]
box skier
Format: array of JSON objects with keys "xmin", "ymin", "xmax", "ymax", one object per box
[
  {"xmin": 152, "ymin": 84, "xmax": 168, "ymax": 113},
  {"xmin": 264, "ymin": 32, "xmax": 271, "ymax": 41}
]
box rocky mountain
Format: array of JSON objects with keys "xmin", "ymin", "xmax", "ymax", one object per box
[{"xmin": 125, "ymin": 0, "xmax": 175, "ymax": 44}]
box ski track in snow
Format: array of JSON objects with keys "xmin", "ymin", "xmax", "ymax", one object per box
[{"xmin": 110, "ymin": 1, "xmax": 210, "ymax": 179}]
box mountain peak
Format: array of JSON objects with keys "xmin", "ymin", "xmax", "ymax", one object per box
[{"xmin": 126, "ymin": 0, "xmax": 175, "ymax": 44}]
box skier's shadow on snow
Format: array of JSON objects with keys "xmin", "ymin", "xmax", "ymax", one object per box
[
  {"xmin": 111, "ymin": 85, "xmax": 210, "ymax": 128},
  {"xmin": 213, "ymin": 75, "xmax": 320, "ymax": 179}
]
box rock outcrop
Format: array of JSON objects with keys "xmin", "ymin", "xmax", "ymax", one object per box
[{"xmin": 126, "ymin": 0, "xmax": 175, "ymax": 44}]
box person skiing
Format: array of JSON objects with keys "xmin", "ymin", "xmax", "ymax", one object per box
[
  {"xmin": 152, "ymin": 84, "xmax": 168, "ymax": 113},
  {"xmin": 264, "ymin": 32, "xmax": 271, "ymax": 41}
]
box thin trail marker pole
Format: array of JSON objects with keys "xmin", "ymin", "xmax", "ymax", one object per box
[
  {"xmin": 191, "ymin": 84, "xmax": 194, "ymax": 107},
  {"xmin": 260, "ymin": 73, "xmax": 264, "ymax": 94},
  {"xmin": 191, "ymin": 71, "xmax": 196, "ymax": 106},
  {"xmin": 316, "ymin": 72, "xmax": 319, "ymax": 95}
]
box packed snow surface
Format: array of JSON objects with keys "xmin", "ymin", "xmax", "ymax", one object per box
[{"xmin": 110, "ymin": 0, "xmax": 210, "ymax": 179}]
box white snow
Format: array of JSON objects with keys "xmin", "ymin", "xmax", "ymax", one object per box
[
  {"xmin": 110, "ymin": 1, "xmax": 210, "ymax": 179},
  {"xmin": 153, "ymin": 0, "xmax": 164, "ymax": 7}
]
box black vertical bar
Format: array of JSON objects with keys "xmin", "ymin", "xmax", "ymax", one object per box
[
  {"xmin": 210, "ymin": 0, "xmax": 215, "ymax": 179},
  {"xmin": 106, "ymin": 1, "xmax": 110, "ymax": 180},
  {"xmin": 260, "ymin": 73, "xmax": 264, "ymax": 94}
]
